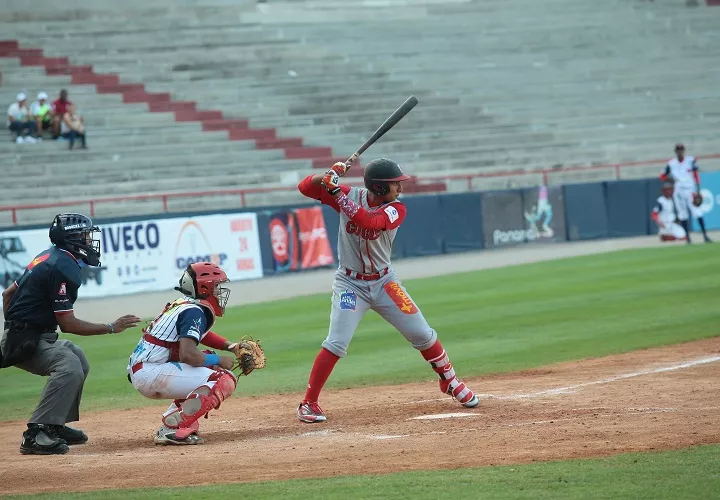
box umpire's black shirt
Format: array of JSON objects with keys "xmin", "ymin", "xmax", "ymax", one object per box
[{"xmin": 5, "ymin": 246, "xmax": 82, "ymax": 331}]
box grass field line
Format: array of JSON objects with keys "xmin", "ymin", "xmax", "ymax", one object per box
[
  {"xmin": 73, "ymin": 231, "xmax": 720, "ymax": 323},
  {"xmin": 404, "ymin": 355, "xmax": 720, "ymax": 406}
]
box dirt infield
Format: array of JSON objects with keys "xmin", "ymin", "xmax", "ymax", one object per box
[
  {"xmin": 0, "ymin": 338, "xmax": 718, "ymax": 495},
  {"xmin": 1, "ymin": 234, "xmax": 718, "ymax": 495}
]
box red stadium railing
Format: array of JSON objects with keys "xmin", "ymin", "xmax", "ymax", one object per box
[{"xmin": 3, "ymin": 154, "xmax": 719, "ymax": 225}]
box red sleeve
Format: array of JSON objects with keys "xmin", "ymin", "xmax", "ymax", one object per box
[
  {"xmin": 297, "ymin": 175, "xmax": 350, "ymax": 213},
  {"xmin": 338, "ymin": 199, "xmax": 407, "ymax": 230},
  {"xmin": 200, "ymin": 330, "xmax": 228, "ymax": 350}
]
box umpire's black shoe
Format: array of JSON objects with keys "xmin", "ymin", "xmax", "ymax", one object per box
[
  {"xmin": 20, "ymin": 424, "xmax": 70, "ymax": 455},
  {"xmin": 52, "ymin": 424, "xmax": 88, "ymax": 445}
]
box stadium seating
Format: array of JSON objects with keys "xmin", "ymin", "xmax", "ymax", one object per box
[{"xmin": 1, "ymin": 0, "xmax": 719, "ymax": 225}]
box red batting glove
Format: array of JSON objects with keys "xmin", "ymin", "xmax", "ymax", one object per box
[
  {"xmin": 321, "ymin": 170, "xmax": 341, "ymax": 195},
  {"xmin": 329, "ymin": 161, "xmax": 348, "ymax": 177}
]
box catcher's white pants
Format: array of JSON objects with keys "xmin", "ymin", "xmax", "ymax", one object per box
[
  {"xmin": 129, "ymin": 362, "xmax": 218, "ymax": 400},
  {"xmin": 673, "ymin": 187, "xmax": 703, "ymax": 220},
  {"xmin": 659, "ymin": 222, "xmax": 687, "ymax": 240}
]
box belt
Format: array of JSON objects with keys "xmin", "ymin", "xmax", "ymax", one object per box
[
  {"xmin": 131, "ymin": 362, "xmax": 143, "ymax": 374},
  {"xmin": 344, "ymin": 267, "xmax": 389, "ymax": 281},
  {"xmin": 4, "ymin": 320, "xmax": 56, "ymax": 333},
  {"xmin": 142, "ymin": 333, "xmax": 180, "ymax": 361}
]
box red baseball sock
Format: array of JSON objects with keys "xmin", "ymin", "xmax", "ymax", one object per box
[{"xmin": 303, "ymin": 348, "xmax": 340, "ymax": 402}]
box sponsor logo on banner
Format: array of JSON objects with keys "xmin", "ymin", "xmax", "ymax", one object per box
[
  {"xmin": 523, "ymin": 185, "xmax": 555, "ymax": 239},
  {"xmin": 230, "ymin": 216, "xmax": 260, "ymax": 273},
  {"xmin": 267, "ymin": 207, "xmax": 333, "ymax": 272},
  {"xmin": 101, "ymin": 221, "xmax": 162, "ymax": 286},
  {"xmin": 174, "ymin": 220, "xmax": 228, "ymax": 270}
]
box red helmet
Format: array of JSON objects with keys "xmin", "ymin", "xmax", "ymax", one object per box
[{"xmin": 175, "ymin": 262, "xmax": 231, "ymax": 317}]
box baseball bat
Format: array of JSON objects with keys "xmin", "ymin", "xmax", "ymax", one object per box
[{"xmin": 344, "ymin": 95, "xmax": 419, "ymax": 170}]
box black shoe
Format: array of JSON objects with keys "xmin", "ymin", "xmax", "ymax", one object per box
[
  {"xmin": 20, "ymin": 424, "xmax": 70, "ymax": 455},
  {"xmin": 705, "ymin": 237, "xmax": 713, "ymax": 243},
  {"xmin": 52, "ymin": 425, "xmax": 88, "ymax": 445}
]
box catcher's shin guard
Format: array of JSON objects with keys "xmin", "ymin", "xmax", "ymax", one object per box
[{"xmin": 162, "ymin": 372, "xmax": 237, "ymax": 438}]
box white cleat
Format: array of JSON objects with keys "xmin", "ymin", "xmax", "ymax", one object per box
[{"xmin": 153, "ymin": 426, "xmax": 203, "ymax": 445}]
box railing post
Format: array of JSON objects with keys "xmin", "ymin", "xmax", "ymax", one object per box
[
  {"xmin": 12, "ymin": 208, "xmax": 17, "ymax": 225},
  {"xmin": 240, "ymin": 191, "xmax": 246, "ymax": 207},
  {"xmin": 466, "ymin": 176, "xmax": 472, "ymax": 191},
  {"xmin": 89, "ymin": 200, "xmax": 95, "ymax": 217},
  {"xmin": 615, "ymin": 164, "xmax": 621, "ymax": 180},
  {"xmin": 542, "ymin": 171, "xmax": 549, "ymax": 185},
  {"xmin": 163, "ymin": 195, "xmax": 168, "ymax": 212}
]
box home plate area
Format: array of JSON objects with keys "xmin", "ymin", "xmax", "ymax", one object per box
[{"xmin": 0, "ymin": 338, "xmax": 718, "ymax": 495}]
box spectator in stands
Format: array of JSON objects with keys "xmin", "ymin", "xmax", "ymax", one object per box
[
  {"xmin": 31, "ymin": 92, "xmax": 53, "ymax": 140},
  {"xmin": 61, "ymin": 104, "xmax": 87, "ymax": 150},
  {"xmin": 7, "ymin": 92, "xmax": 37, "ymax": 144},
  {"xmin": 52, "ymin": 89, "xmax": 72, "ymax": 139}
]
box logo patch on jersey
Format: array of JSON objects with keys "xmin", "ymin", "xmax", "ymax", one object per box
[
  {"xmin": 58, "ymin": 282, "xmax": 67, "ymax": 295},
  {"xmin": 384, "ymin": 205, "xmax": 399, "ymax": 223},
  {"xmin": 339, "ymin": 290, "xmax": 357, "ymax": 311},
  {"xmin": 383, "ymin": 282, "xmax": 418, "ymax": 314},
  {"xmin": 27, "ymin": 253, "xmax": 50, "ymax": 270}
]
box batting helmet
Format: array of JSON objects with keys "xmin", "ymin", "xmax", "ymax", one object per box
[
  {"xmin": 363, "ymin": 158, "xmax": 411, "ymax": 196},
  {"xmin": 49, "ymin": 213, "xmax": 101, "ymax": 266}
]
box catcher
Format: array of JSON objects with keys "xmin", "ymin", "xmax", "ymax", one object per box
[{"xmin": 126, "ymin": 262, "xmax": 265, "ymax": 445}]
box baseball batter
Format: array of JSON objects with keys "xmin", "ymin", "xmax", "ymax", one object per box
[
  {"xmin": 127, "ymin": 262, "xmax": 240, "ymax": 445},
  {"xmin": 295, "ymin": 159, "xmax": 478, "ymax": 423},
  {"xmin": 652, "ymin": 182, "xmax": 687, "ymax": 241},
  {"xmin": 661, "ymin": 143, "xmax": 712, "ymax": 243}
]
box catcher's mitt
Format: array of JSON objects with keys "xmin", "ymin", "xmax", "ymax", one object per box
[
  {"xmin": 229, "ymin": 337, "xmax": 266, "ymax": 376},
  {"xmin": 692, "ymin": 192, "xmax": 703, "ymax": 207}
]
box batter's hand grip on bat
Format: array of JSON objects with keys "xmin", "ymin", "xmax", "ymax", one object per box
[{"xmin": 345, "ymin": 96, "xmax": 418, "ymax": 170}]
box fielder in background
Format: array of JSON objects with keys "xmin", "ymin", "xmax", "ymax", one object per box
[
  {"xmin": 127, "ymin": 262, "xmax": 260, "ymax": 445},
  {"xmin": 661, "ymin": 143, "xmax": 712, "ymax": 244},
  {"xmin": 652, "ymin": 181, "xmax": 687, "ymax": 242},
  {"xmin": 295, "ymin": 159, "xmax": 479, "ymax": 423},
  {"xmin": 1, "ymin": 213, "xmax": 141, "ymax": 455}
]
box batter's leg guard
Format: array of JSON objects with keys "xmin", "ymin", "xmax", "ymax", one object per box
[
  {"xmin": 161, "ymin": 371, "xmax": 236, "ymax": 439},
  {"xmin": 423, "ymin": 342, "xmax": 479, "ymax": 408}
]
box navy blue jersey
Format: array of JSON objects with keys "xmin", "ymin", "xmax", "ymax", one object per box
[{"xmin": 5, "ymin": 246, "xmax": 82, "ymax": 330}]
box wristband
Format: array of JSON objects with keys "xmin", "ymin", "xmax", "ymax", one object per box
[
  {"xmin": 107, "ymin": 323, "xmax": 115, "ymax": 334},
  {"xmin": 203, "ymin": 353, "xmax": 220, "ymax": 367}
]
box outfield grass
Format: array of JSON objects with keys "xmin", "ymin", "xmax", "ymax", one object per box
[
  {"xmin": 5, "ymin": 444, "xmax": 719, "ymax": 500},
  {"xmin": 1, "ymin": 245, "xmax": 718, "ymax": 421}
]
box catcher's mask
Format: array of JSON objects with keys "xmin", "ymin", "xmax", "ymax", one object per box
[
  {"xmin": 363, "ymin": 158, "xmax": 411, "ymax": 196},
  {"xmin": 49, "ymin": 213, "xmax": 101, "ymax": 266},
  {"xmin": 175, "ymin": 262, "xmax": 231, "ymax": 317}
]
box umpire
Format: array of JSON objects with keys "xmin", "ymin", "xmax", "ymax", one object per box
[{"xmin": 1, "ymin": 213, "xmax": 141, "ymax": 455}]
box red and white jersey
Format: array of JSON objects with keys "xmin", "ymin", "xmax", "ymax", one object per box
[
  {"xmin": 297, "ymin": 176, "xmax": 406, "ymax": 273},
  {"xmin": 335, "ymin": 187, "xmax": 404, "ymax": 272},
  {"xmin": 664, "ymin": 156, "xmax": 698, "ymax": 191},
  {"xmin": 127, "ymin": 298, "xmax": 213, "ymax": 366}
]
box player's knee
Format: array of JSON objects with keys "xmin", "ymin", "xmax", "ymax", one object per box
[
  {"xmin": 408, "ymin": 329, "xmax": 437, "ymax": 351},
  {"xmin": 321, "ymin": 340, "xmax": 347, "ymax": 358},
  {"xmin": 58, "ymin": 362, "xmax": 86, "ymax": 388},
  {"xmin": 208, "ymin": 370, "xmax": 236, "ymax": 401}
]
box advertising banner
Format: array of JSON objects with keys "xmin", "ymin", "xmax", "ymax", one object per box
[
  {"xmin": 267, "ymin": 206, "xmax": 334, "ymax": 273},
  {"xmin": 0, "ymin": 213, "xmax": 263, "ymax": 297},
  {"xmin": 692, "ymin": 171, "xmax": 720, "ymax": 231}
]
